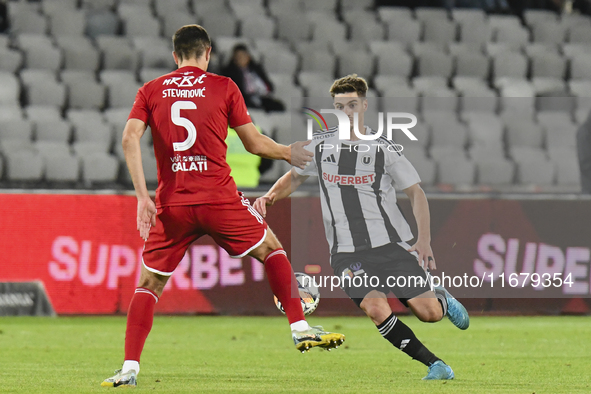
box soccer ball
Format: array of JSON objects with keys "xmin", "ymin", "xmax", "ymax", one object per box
[{"xmin": 274, "ymin": 272, "xmax": 320, "ymax": 316}]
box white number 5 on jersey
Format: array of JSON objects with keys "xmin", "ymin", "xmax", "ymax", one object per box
[{"xmin": 171, "ymin": 100, "xmax": 197, "ymax": 151}]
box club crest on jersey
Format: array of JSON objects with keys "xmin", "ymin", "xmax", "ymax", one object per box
[
  {"xmin": 349, "ymin": 262, "xmax": 365, "ymax": 275},
  {"xmin": 361, "ymin": 155, "xmax": 373, "ymax": 165}
]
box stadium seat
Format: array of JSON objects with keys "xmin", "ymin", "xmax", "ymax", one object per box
[
  {"xmin": 459, "ymin": 95, "xmax": 498, "ymax": 114},
  {"xmin": 452, "ymin": 8, "xmax": 486, "ymax": 24},
  {"xmin": 263, "ymin": 52, "xmax": 298, "ymax": 76},
  {"xmin": 276, "ymin": 15, "xmax": 312, "ymax": 43},
  {"xmin": 61, "ymin": 70, "xmax": 96, "ymax": 85},
  {"xmin": 81, "ymin": 0, "xmax": 117, "ymax": 10},
  {"xmin": 85, "ymin": 10, "xmax": 120, "ymax": 38},
  {"xmin": 523, "ymin": 9, "xmax": 558, "ymax": 26},
  {"xmin": 493, "ymin": 52, "xmax": 528, "ymax": 81},
  {"xmin": 331, "ymin": 41, "xmax": 369, "ymax": 56},
  {"xmin": 100, "ymin": 70, "xmax": 137, "ymax": 87},
  {"xmin": 524, "ymin": 43, "xmax": 560, "ymax": 57},
  {"xmin": 26, "ymin": 80, "xmax": 67, "ymax": 109},
  {"xmin": 532, "ymin": 22, "xmax": 567, "ymax": 45},
  {"xmin": 154, "ymin": 0, "xmax": 191, "ymax": 18},
  {"xmin": 417, "ymin": 51, "xmax": 453, "ymax": 78},
  {"xmin": 124, "ymin": 14, "xmax": 162, "ymax": 38},
  {"xmin": 68, "ymin": 81, "xmax": 107, "ymax": 110},
  {"xmin": 453, "ymin": 77, "xmax": 491, "ymax": 94},
  {"xmin": 475, "ymin": 158, "xmax": 515, "ymax": 185},
  {"xmin": 489, "ymin": 14, "xmax": 522, "ymax": 30},
  {"xmin": 423, "ymin": 19, "xmax": 457, "ymax": 45},
  {"xmin": 0, "ymin": 47, "xmax": 24, "ymax": 73},
  {"xmin": 15, "ymin": 33, "xmax": 54, "ymax": 51},
  {"xmin": 200, "ymin": 14, "xmax": 238, "ymax": 38},
  {"xmin": 300, "ymin": 51, "xmax": 336, "ymax": 78},
  {"xmin": 568, "ymin": 25, "xmax": 591, "ymax": 44},
  {"xmin": 20, "ymin": 43, "xmax": 63, "ymax": 71},
  {"xmin": 98, "ymin": 36, "xmax": 138, "ymax": 71},
  {"xmin": 484, "ymin": 42, "xmax": 522, "ymax": 56},
  {"xmin": 48, "ymin": 10, "xmax": 86, "ymax": 37},
  {"xmin": 44, "ymin": 154, "xmax": 80, "ymax": 182},
  {"xmin": 303, "ymin": 0, "xmax": 337, "ymax": 13},
  {"xmin": 436, "ymin": 155, "xmax": 475, "ymax": 185},
  {"xmin": 55, "ymin": 36, "xmax": 101, "ymax": 72},
  {"xmin": 267, "ymin": 0, "xmax": 301, "ymax": 17},
  {"xmin": 515, "ymin": 156, "xmax": 556, "ymax": 186},
  {"xmin": 385, "ymin": 18, "xmax": 422, "ymax": 47},
  {"xmin": 422, "ymin": 92, "xmax": 459, "ymax": 114},
  {"xmin": 10, "ymin": 12, "xmax": 48, "ymax": 35},
  {"xmin": 107, "ymin": 82, "xmax": 141, "ymax": 109},
  {"xmin": 338, "ymin": 53, "xmax": 374, "ymax": 78},
  {"xmin": 34, "ymin": 141, "xmax": 72, "ymax": 158},
  {"xmin": 191, "ymin": 0, "xmax": 230, "ymax": 16},
  {"xmin": 117, "ymin": 4, "xmax": 153, "ymax": 20},
  {"xmin": 368, "ymin": 40, "xmax": 406, "ymax": 56},
  {"xmin": 67, "ymin": 109, "xmax": 105, "ymax": 127},
  {"xmin": 73, "ymin": 141, "xmax": 111, "ymax": 156},
  {"xmin": 375, "ymin": 50, "xmax": 412, "ymax": 77},
  {"xmin": 162, "ymin": 12, "xmax": 199, "ymax": 39},
  {"xmin": 466, "ymin": 115, "xmax": 504, "ymax": 148},
  {"xmin": 543, "ymin": 121, "xmax": 577, "ymax": 149},
  {"xmin": 0, "ymin": 120, "xmax": 33, "ymax": 141},
  {"xmin": 5, "ymin": 150, "xmax": 44, "ymax": 182},
  {"xmin": 41, "ymin": 0, "xmax": 79, "ymax": 16},
  {"xmin": 311, "ymin": 20, "xmax": 347, "ymax": 44},
  {"xmin": 570, "ymin": 53, "xmax": 591, "ymax": 80},
  {"xmin": 469, "ymin": 144, "xmax": 505, "ymax": 160},
  {"xmin": 240, "ymin": 16, "xmax": 276, "ymax": 40},
  {"xmin": 139, "ymin": 68, "xmax": 170, "ymax": 83},
  {"xmin": 0, "ymin": 106, "xmax": 24, "ymax": 121},
  {"xmin": 561, "ymin": 43, "xmax": 591, "ymax": 59},
  {"xmin": 455, "ymin": 52, "xmax": 489, "ymax": 79},
  {"xmin": 350, "ymin": 22, "xmax": 386, "ymax": 42},
  {"xmin": 415, "ymin": 7, "xmax": 448, "ymax": 22},
  {"xmin": 25, "ymin": 106, "xmax": 62, "ymax": 122},
  {"xmin": 430, "ymin": 120, "xmax": 468, "ymax": 148},
  {"xmin": 495, "ymin": 25, "xmax": 530, "ymax": 45},
  {"xmin": 229, "ymin": 1, "xmax": 267, "ymax": 18},
  {"xmin": 555, "ymin": 157, "xmax": 580, "ymax": 185},
  {"xmin": 141, "ymin": 45, "xmax": 176, "ymax": 69},
  {"xmin": 74, "ymin": 120, "xmax": 113, "ymax": 145},
  {"xmin": 505, "ymin": 119, "xmax": 543, "ymax": 149},
  {"xmin": 274, "ymin": 83, "xmax": 304, "ymax": 109},
  {"xmin": 459, "ymin": 21, "xmax": 492, "ymax": 45},
  {"xmin": 410, "ymin": 154, "xmax": 437, "ymax": 185},
  {"xmin": 402, "ymin": 123, "xmax": 430, "ymax": 148},
  {"xmin": 0, "ymin": 72, "xmax": 20, "ymax": 106},
  {"xmin": 411, "ymin": 76, "xmax": 448, "ymax": 93},
  {"xmin": 81, "ymin": 152, "xmax": 120, "ymax": 184},
  {"xmin": 341, "ymin": 0, "xmax": 373, "ymax": 11},
  {"xmin": 35, "ymin": 120, "xmax": 72, "ymax": 143}
]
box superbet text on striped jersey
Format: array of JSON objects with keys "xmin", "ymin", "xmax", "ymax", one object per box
[
  {"xmin": 294, "ymin": 126, "xmax": 421, "ymax": 256},
  {"xmin": 128, "ymin": 66, "xmax": 251, "ymax": 208}
]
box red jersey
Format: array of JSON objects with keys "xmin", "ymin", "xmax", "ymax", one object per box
[{"xmin": 129, "ymin": 66, "xmax": 251, "ymax": 208}]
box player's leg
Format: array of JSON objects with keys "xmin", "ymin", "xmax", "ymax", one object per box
[
  {"xmin": 359, "ymin": 291, "xmax": 450, "ymax": 376},
  {"xmin": 249, "ymin": 228, "xmax": 345, "ymax": 352},
  {"xmin": 407, "ymin": 288, "xmax": 470, "ymax": 330},
  {"xmin": 207, "ymin": 195, "xmax": 344, "ymax": 352},
  {"xmin": 102, "ymin": 206, "xmax": 200, "ymax": 387}
]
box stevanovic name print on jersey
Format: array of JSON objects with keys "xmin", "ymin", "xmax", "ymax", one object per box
[
  {"xmin": 295, "ymin": 126, "xmax": 421, "ymax": 255},
  {"xmin": 129, "ymin": 66, "xmax": 252, "ymax": 208}
]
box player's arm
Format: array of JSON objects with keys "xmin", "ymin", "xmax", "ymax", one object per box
[
  {"xmin": 233, "ymin": 122, "xmax": 312, "ymax": 169},
  {"xmin": 122, "ymin": 118, "xmax": 156, "ymax": 241},
  {"xmin": 253, "ymin": 168, "xmax": 308, "ymax": 217},
  {"xmin": 403, "ymin": 183, "xmax": 436, "ymax": 270}
]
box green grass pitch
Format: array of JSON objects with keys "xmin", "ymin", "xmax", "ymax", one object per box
[{"xmin": 1, "ymin": 315, "xmax": 590, "ymax": 393}]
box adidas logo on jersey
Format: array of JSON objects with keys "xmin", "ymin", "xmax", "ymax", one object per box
[{"xmin": 322, "ymin": 154, "xmax": 337, "ymax": 163}]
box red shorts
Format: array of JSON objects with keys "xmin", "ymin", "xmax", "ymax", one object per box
[{"xmin": 143, "ymin": 194, "xmax": 267, "ymax": 276}]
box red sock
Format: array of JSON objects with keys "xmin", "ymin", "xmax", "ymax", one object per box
[
  {"xmin": 124, "ymin": 288, "xmax": 158, "ymax": 362},
  {"xmin": 264, "ymin": 249, "xmax": 306, "ymax": 324}
]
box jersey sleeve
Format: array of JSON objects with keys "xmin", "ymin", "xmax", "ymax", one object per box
[
  {"xmin": 385, "ymin": 150, "xmax": 421, "ymax": 191},
  {"xmin": 128, "ymin": 85, "xmax": 149, "ymax": 123},
  {"xmin": 293, "ymin": 138, "xmax": 318, "ymax": 177},
  {"xmin": 227, "ymin": 79, "xmax": 252, "ymax": 128}
]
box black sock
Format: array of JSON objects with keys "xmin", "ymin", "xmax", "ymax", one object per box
[
  {"xmin": 434, "ymin": 287, "xmax": 448, "ymax": 316},
  {"xmin": 377, "ymin": 313, "xmax": 441, "ymax": 366}
]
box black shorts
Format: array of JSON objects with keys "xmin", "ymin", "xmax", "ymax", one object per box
[{"xmin": 330, "ymin": 242, "xmax": 432, "ymax": 308}]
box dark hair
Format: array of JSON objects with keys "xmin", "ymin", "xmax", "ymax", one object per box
[
  {"xmin": 232, "ymin": 43, "xmax": 249, "ymax": 54},
  {"xmin": 173, "ymin": 24, "xmax": 211, "ymax": 62},
  {"xmin": 330, "ymin": 74, "xmax": 368, "ymax": 97}
]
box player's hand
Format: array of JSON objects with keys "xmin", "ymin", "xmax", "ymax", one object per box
[
  {"xmin": 407, "ymin": 239, "xmax": 436, "ymax": 271},
  {"xmin": 289, "ymin": 140, "xmax": 313, "ymax": 170},
  {"xmin": 137, "ymin": 196, "xmax": 157, "ymax": 241},
  {"xmin": 253, "ymin": 193, "xmax": 276, "ymax": 217}
]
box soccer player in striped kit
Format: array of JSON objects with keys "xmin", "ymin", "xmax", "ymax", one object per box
[{"xmin": 255, "ymin": 74, "xmax": 469, "ymax": 380}]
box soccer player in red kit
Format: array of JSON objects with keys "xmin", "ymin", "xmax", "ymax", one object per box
[{"xmin": 101, "ymin": 25, "xmax": 344, "ymax": 388}]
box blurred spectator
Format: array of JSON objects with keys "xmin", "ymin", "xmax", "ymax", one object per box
[
  {"xmin": 0, "ymin": 0, "xmax": 8, "ymax": 33},
  {"xmin": 577, "ymin": 110, "xmax": 591, "ymax": 194},
  {"xmin": 221, "ymin": 44, "xmax": 285, "ymax": 112}
]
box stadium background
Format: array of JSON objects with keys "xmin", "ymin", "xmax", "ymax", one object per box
[{"xmin": 0, "ymin": 0, "xmax": 590, "ymax": 317}]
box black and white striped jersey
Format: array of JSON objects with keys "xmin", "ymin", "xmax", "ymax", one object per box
[{"xmin": 295, "ymin": 126, "xmax": 420, "ymax": 255}]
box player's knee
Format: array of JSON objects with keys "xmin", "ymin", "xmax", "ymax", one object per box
[
  {"xmin": 360, "ymin": 299, "xmax": 390, "ymax": 324},
  {"xmin": 138, "ymin": 271, "xmax": 168, "ymax": 297},
  {"xmin": 416, "ymin": 302, "xmax": 443, "ymax": 322}
]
